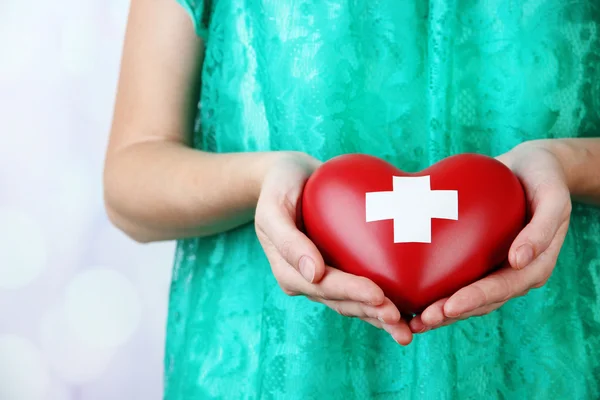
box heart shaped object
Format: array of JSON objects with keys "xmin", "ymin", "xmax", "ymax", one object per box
[{"xmin": 301, "ymin": 153, "xmax": 526, "ymax": 315}]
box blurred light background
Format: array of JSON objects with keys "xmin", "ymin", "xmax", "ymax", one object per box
[{"xmin": 0, "ymin": 1, "xmax": 175, "ymax": 399}]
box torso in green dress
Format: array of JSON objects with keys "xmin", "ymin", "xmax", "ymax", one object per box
[{"xmin": 166, "ymin": 1, "xmax": 600, "ymax": 398}]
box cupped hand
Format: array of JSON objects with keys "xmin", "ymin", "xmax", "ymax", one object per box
[
  {"xmin": 410, "ymin": 142, "xmax": 572, "ymax": 333},
  {"xmin": 255, "ymin": 152, "xmax": 413, "ymax": 345}
]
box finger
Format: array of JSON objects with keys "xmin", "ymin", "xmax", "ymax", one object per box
[
  {"xmin": 353, "ymin": 297, "xmax": 402, "ymax": 324},
  {"xmin": 256, "ymin": 203, "xmax": 325, "ymax": 283},
  {"xmin": 443, "ymin": 264, "xmax": 537, "ymax": 317},
  {"xmin": 320, "ymin": 299, "xmax": 372, "ymax": 319},
  {"xmin": 460, "ymin": 301, "xmax": 506, "ymax": 319},
  {"xmin": 319, "ymin": 298, "xmax": 399, "ymax": 323},
  {"xmin": 419, "ymin": 297, "xmax": 449, "ymax": 327},
  {"xmin": 433, "ymin": 301, "xmax": 506, "ymax": 330},
  {"xmin": 291, "ymin": 266, "xmax": 386, "ymax": 305},
  {"xmin": 408, "ymin": 297, "xmax": 449, "ymax": 333},
  {"xmin": 409, "ymin": 315, "xmax": 428, "ymax": 333},
  {"xmin": 430, "ymin": 318, "xmax": 459, "ymax": 330},
  {"xmin": 445, "ymin": 224, "xmax": 567, "ymax": 319},
  {"xmin": 362, "ymin": 317, "xmax": 384, "ymax": 329},
  {"xmin": 382, "ymin": 320, "xmax": 413, "ymax": 345},
  {"xmin": 508, "ymin": 183, "xmax": 570, "ymax": 269},
  {"xmin": 374, "ymin": 298, "xmax": 402, "ymax": 324}
]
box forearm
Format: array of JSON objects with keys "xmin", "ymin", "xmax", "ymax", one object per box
[
  {"xmin": 536, "ymin": 138, "xmax": 600, "ymax": 205},
  {"xmin": 103, "ymin": 141, "xmax": 286, "ymax": 242}
]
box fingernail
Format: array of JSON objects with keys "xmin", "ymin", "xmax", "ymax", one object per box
[
  {"xmin": 378, "ymin": 316, "xmax": 385, "ymax": 323},
  {"xmin": 515, "ymin": 244, "xmax": 534, "ymax": 268},
  {"xmin": 299, "ymin": 256, "xmax": 315, "ymax": 283}
]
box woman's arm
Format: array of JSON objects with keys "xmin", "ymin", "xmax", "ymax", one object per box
[
  {"xmin": 104, "ymin": 0, "xmax": 412, "ymax": 342},
  {"xmin": 536, "ymin": 138, "xmax": 600, "ymax": 205},
  {"xmin": 104, "ymin": 0, "xmax": 288, "ymax": 242}
]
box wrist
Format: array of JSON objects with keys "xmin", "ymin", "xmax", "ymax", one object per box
[
  {"xmin": 523, "ymin": 139, "xmax": 590, "ymax": 195},
  {"xmin": 249, "ymin": 151, "xmax": 320, "ymax": 201}
]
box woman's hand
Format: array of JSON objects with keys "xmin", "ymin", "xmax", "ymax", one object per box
[
  {"xmin": 409, "ymin": 142, "xmax": 572, "ymax": 333},
  {"xmin": 255, "ymin": 153, "xmax": 413, "ymax": 345}
]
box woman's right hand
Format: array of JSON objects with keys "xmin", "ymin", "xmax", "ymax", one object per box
[{"xmin": 255, "ymin": 152, "xmax": 413, "ymax": 345}]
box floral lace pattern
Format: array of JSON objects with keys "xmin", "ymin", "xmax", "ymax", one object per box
[{"xmin": 166, "ymin": 1, "xmax": 600, "ymax": 398}]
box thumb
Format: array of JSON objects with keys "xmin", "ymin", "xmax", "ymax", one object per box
[
  {"xmin": 508, "ymin": 184, "xmax": 569, "ymax": 269},
  {"xmin": 257, "ymin": 204, "xmax": 326, "ymax": 283}
]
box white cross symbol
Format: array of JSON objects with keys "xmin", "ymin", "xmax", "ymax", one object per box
[{"xmin": 365, "ymin": 176, "xmax": 458, "ymax": 243}]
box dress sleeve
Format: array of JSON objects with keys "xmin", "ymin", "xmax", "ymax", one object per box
[{"xmin": 175, "ymin": 0, "xmax": 212, "ymax": 39}]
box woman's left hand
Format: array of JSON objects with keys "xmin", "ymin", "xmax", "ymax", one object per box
[{"xmin": 409, "ymin": 141, "xmax": 573, "ymax": 334}]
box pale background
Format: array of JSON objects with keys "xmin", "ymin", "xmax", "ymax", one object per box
[{"xmin": 0, "ymin": 1, "xmax": 176, "ymax": 399}]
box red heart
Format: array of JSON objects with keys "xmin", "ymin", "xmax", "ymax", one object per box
[{"xmin": 301, "ymin": 153, "xmax": 526, "ymax": 315}]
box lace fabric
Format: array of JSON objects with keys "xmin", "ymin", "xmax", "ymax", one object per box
[{"xmin": 165, "ymin": 1, "xmax": 600, "ymax": 398}]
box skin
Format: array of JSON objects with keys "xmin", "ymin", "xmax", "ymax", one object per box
[
  {"xmin": 409, "ymin": 139, "xmax": 600, "ymax": 334},
  {"xmin": 105, "ymin": 0, "xmax": 600, "ymax": 346}
]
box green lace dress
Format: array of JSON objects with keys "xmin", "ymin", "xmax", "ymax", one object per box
[{"xmin": 165, "ymin": 1, "xmax": 600, "ymax": 398}]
